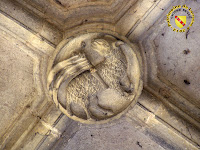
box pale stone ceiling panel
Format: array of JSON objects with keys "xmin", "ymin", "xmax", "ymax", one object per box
[
  {"xmin": 138, "ymin": 1, "xmax": 200, "ymax": 144},
  {"xmin": 51, "ymin": 0, "xmax": 112, "ymax": 9},
  {"xmin": 0, "ymin": 0, "xmax": 200, "ymax": 149},
  {"xmin": 139, "ymin": 0, "xmax": 200, "ymax": 117},
  {"xmin": 154, "ymin": 24, "xmax": 200, "ymax": 107},
  {"xmin": 153, "ymin": 0, "xmax": 200, "ymax": 107},
  {"xmin": 0, "ymin": 30, "xmax": 36, "ymax": 136},
  {"xmin": 0, "ymin": 0, "xmax": 63, "ymax": 45},
  {"xmin": 59, "ymin": 118, "xmax": 165, "ymax": 150},
  {"xmin": 0, "ymin": 8, "xmax": 59, "ymax": 149},
  {"xmin": 15, "ymin": 0, "xmax": 137, "ymax": 30}
]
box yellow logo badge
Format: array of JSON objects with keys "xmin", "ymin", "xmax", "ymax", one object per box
[
  {"xmin": 175, "ymin": 16, "xmax": 186, "ymax": 28},
  {"xmin": 167, "ymin": 5, "xmax": 194, "ymax": 32}
]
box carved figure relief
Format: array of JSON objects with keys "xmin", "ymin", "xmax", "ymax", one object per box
[{"xmin": 47, "ymin": 33, "xmax": 142, "ymax": 123}]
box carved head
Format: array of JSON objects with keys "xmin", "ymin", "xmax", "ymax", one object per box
[
  {"xmin": 82, "ymin": 39, "xmax": 110, "ymax": 66},
  {"xmin": 91, "ymin": 39, "xmax": 110, "ymax": 56}
]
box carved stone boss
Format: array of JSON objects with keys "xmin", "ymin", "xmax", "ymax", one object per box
[{"xmin": 47, "ymin": 33, "xmax": 142, "ymax": 123}]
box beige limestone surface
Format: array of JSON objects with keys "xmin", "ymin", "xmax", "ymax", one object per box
[{"xmin": 0, "ymin": 0, "xmax": 200, "ymax": 149}]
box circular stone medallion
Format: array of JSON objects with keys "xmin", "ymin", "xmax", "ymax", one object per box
[{"xmin": 47, "ymin": 32, "xmax": 143, "ymax": 124}]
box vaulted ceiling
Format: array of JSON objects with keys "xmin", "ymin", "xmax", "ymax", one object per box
[{"xmin": 0, "ymin": 0, "xmax": 200, "ymax": 149}]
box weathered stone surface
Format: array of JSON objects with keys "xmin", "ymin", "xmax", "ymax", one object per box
[
  {"xmin": 46, "ymin": 32, "xmax": 142, "ymax": 123},
  {"xmin": 56, "ymin": 118, "xmax": 165, "ymax": 150},
  {"xmin": 0, "ymin": 0, "xmax": 200, "ymax": 149},
  {"xmin": 154, "ymin": 1, "xmax": 200, "ymax": 107},
  {"xmin": 0, "ymin": 31, "xmax": 35, "ymax": 137},
  {"xmin": 140, "ymin": 0, "xmax": 200, "ymax": 131},
  {"xmin": 0, "ymin": 0, "xmax": 63, "ymax": 45},
  {"xmin": 97, "ymin": 88, "xmax": 128, "ymax": 113},
  {"xmin": 14, "ymin": 0, "xmax": 137, "ymax": 30}
]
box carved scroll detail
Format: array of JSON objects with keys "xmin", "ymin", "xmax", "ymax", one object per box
[{"xmin": 47, "ymin": 33, "xmax": 142, "ymax": 123}]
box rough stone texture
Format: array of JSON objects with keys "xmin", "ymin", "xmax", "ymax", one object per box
[
  {"xmin": 131, "ymin": 91, "xmax": 200, "ymax": 149},
  {"xmin": 47, "ymin": 32, "xmax": 142, "ymax": 123},
  {"xmin": 140, "ymin": 0, "xmax": 200, "ymax": 130},
  {"xmin": 56, "ymin": 118, "xmax": 165, "ymax": 150},
  {"xmin": 14, "ymin": 0, "xmax": 137, "ymax": 30},
  {"xmin": 0, "ymin": 0, "xmax": 200, "ymax": 149},
  {"xmin": 154, "ymin": 1, "xmax": 200, "ymax": 107},
  {"xmin": 0, "ymin": 0, "xmax": 63, "ymax": 45},
  {"xmin": 0, "ymin": 30, "xmax": 35, "ymax": 137}
]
